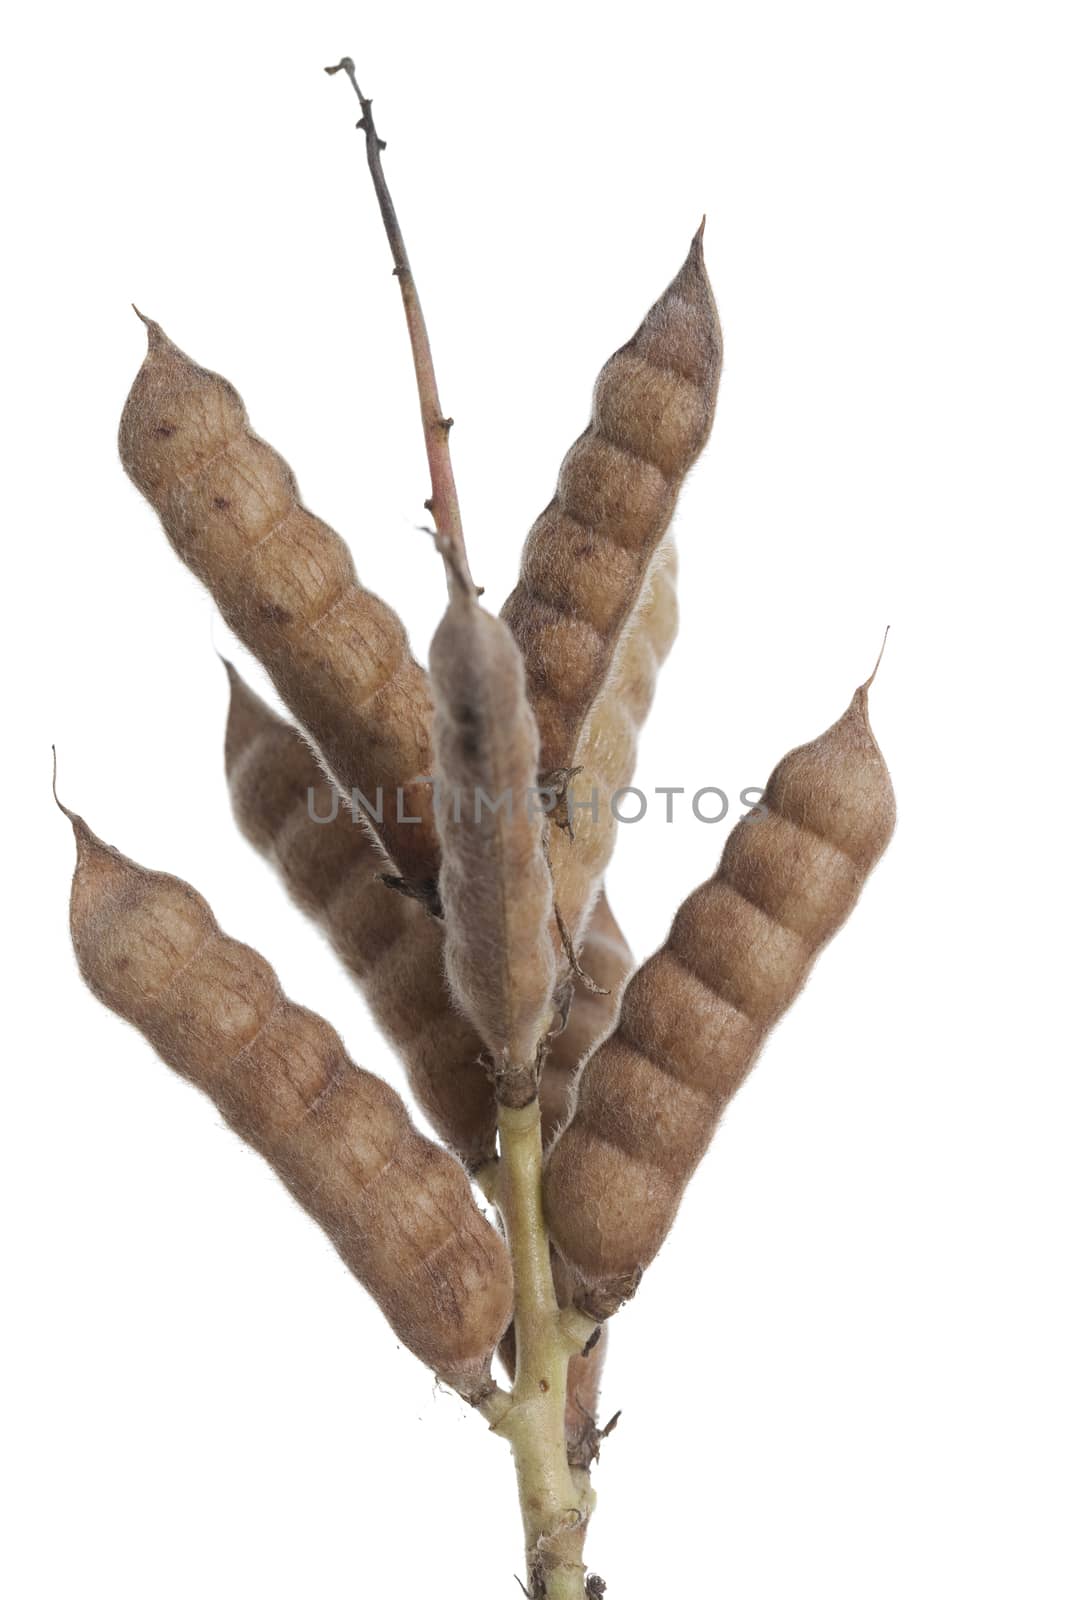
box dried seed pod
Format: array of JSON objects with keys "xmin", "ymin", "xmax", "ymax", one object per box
[
  {"xmin": 224, "ymin": 664, "xmax": 497, "ymax": 1166},
  {"xmin": 549, "ymin": 541, "xmax": 679, "ymax": 942},
  {"xmin": 429, "ymin": 575, "xmax": 557, "ymax": 1107},
  {"xmin": 544, "ymin": 677, "xmax": 896, "ymax": 1319},
  {"xmin": 539, "ymin": 893, "xmax": 633, "ymax": 1143},
  {"xmin": 501, "ymin": 229, "xmax": 721, "ymax": 776},
  {"xmin": 119, "ymin": 320, "xmax": 438, "ymax": 895},
  {"xmin": 64, "ymin": 811, "xmax": 512, "ymax": 1397}
]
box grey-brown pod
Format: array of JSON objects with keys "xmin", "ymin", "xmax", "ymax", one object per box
[
  {"xmin": 64, "ymin": 810, "xmax": 513, "ymax": 1398},
  {"xmin": 501, "ymin": 229, "xmax": 721, "ymax": 778},
  {"xmin": 119, "ymin": 319, "xmax": 438, "ymax": 896},
  {"xmin": 224, "ymin": 663, "xmax": 498, "ymax": 1167},
  {"xmin": 538, "ymin": 894, "xmax": 633, "ymax": 1144},
  {"xmin": 543, "ymin": 679, "xmax": 896, "ymax": 1319},
  {"xmin": 548, "ymin": 541, "xmax": 679, "ymax": 945},
  {"xmin": 429, "ymin": 580, "xmax": 557, "ymax": 1107}
]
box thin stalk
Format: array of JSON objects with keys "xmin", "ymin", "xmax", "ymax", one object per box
[
  {"xmin": 326, "ymin": 57, "xmax": 474, "ymax": 596},
  {"xmin": 490, "ymin": 1101, "xmax": 598, "ymax": 1599}
]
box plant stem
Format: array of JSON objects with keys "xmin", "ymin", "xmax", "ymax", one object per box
[
  {"xmin": 490, "ymin": 1101, "xmax": 598, "ymax": 1598},
  {"xmin": 326, "ymin": 57, "xmax": 474, "ymax": 596}
]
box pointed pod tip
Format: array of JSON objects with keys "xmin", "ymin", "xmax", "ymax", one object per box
[
  {"xmin": 51, "ymin": 750, "xmax": 97, "ymax": 851},
  {"xmin": 131, "ymin": 305, "xmax": 167, "ymax": 352},
  {"xmin": 220, "ymin": 658, "xmax": 282, "ymax": 778},
  {"xmin": 860, "ymin": 625, "xmax": 891, "ymax": 695},
  {"xmin": 221, "ymin": 654, "xmax": 264, "ymax": 727},
  {"xmin": 842, "ymin": 628, "xmax": 892, "ymax": 746},
  {"xmin": 52, "ymin": 745, "xmax": 74, "ymax": 823},
  {"xmin": 685, "ymin": 217, "xmax": 707, "ymax": 269},
  {"xmin": 218, "ymin": 654, "xmax": 253, "ymax": 727},
  {"xmin": 676, "ymin": 216, "xmax": 714, "ymax": 308}
]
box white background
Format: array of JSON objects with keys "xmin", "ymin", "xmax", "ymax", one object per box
[{"xmin": 5, "ymin": 2, "xmax": 1065, "ymax": 1595}]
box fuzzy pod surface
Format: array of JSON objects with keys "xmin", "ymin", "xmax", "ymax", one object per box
[
  {"xmin": 501, "ymin": 229, "xmax": 721, "ymax": 777},
  {"xmin": 538, "ymin": 894, "xmax": 633, "ymax": 1144},
  {"xmin": 118, "ymin": 319, "xmax": 438, "ymax": 895},
  {"xmin": 224, "ymin": 664, "xmax": 498, "ymax": 1166},
  {"xmin": 549, "ymin": 541, "xmax": 680, "ymax": 943},
  {"xmin": 429, "ymin": 583, "xmax": 557, "ymax": 1107},
  {"xmin": 64, "ymin": 811, "xmax": 512, "ymax": 1397},
  {"xmin": 543, "ymin": 679, "xmax": 896, "ymax": 1319}
]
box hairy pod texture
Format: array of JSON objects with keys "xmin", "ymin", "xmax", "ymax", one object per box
[
  {"xmin": 223, "ymin": 664, "xmax": 497, "ymax": 1166},
  {"xmin": 64, "ymin": 813, "xmax": 512, "ymax": 1396},
  {"xmin": 118, "ymin": 319, "xmax": 438, "ymax": 894},
  {"xmin": 430, "ymin": 585, "xmax": 557, "ymax": 1107},
  {"xmin": 501, "ymin": 228, "xmax": 721, "ymax": 779},
  {"xmin": 538, "ymin": 894, "xmax": 633, "ymax": 1144},
  {"xmin": 549, "ymin": 541, "xmax": 680, "ymax": 942},
  {"xmin": 543, "ymin": 681, "xmax": 896, "ymax": 1319}
]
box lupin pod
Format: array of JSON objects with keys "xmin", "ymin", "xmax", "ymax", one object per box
[
  {"xmin": 548, "ymin": 540, "xmax": 680, "ymax": 942},
  {"xmin": 543, "ymin": 676, "xmax": 896, "ymax": 1319},
  {"xmin": 501, "ymin": 229, "xmax": 721, "ymax": 778},
  {"xmin": 64, "ymin": 809, "xmax": 512, "ymax": 1398},
  {"xmin": 538, "ymin": 894, "xmax": 633, "ymax": 1143},
  {"xmin": 223, "ymin": 664, "xmax": 498, "ymax": 1167},
  {"xmin": 119, "ymin": 319, "xmax": 439, "ymax": 897},
  {"xmin": 429, "ymin": 573, "xmax": 557, "ymax": 1107}
]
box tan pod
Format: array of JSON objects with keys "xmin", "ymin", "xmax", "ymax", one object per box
[
  {"xmin": 549, "ymin": 541, "xmax": 680, "ymax": 943},
  {"xmin": 224, "ymin": 664, "xmax": 497, "ymax": 1167},
  {"xmin": 119, "ymin": 319, "xmax": 438, "ymax": 895},
  {"xmin": 430, "ymin": 582, "xmax": 557, "ymax": 1106},
  {"xmin": 65, "ymin": 812, "xmax": 513, "ymax": 1398},
  {"xmin": 502, "ymin": 229, "xmax": 721, "ymax": 777},
  {"xmin": 538, "ymin": 894, "xmax": 634, "ymax": 1143},
  {"xmin": 544, "ymin": 680, "xmax": 896, "ymax": 1318}
]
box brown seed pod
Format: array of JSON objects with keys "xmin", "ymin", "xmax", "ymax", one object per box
[
  {"xmin": 538, "ymin": 893, "xmax": 634, "ymax": 1144},
  {"xmin": 429, "ymin": 573, "xmax": 557, "ymax": 1107},
  {"xmin": 63, "ymin": 810, "xmax": 512, "ymax": 1398},
  {"xmin": 543, "ymin": 677, "xmax": 896, "ymax": 1319},
  {"xmin": 224, "ymin": 663, "xmax": 498, "ymax": 1166},
  {"xmin": 501, "ymin": 229, "xmax": 721, "ymax": 777},
  {"xmin": 549, "ymin": 540, "xmax": 680, "ymax": 943},
  {"xmin": 118, "ymin": 319, "xmax": 438, "ymax": 896}
]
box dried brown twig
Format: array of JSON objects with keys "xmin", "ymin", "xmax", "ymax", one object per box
[{"xmin": 326, "ymin": 57, "xmax": 474, "ymax": 596}]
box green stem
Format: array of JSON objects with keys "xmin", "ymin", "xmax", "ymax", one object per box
[{"xmin": 489, "ymin": 1101, "xmax": 598, "ymax": 1598}]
